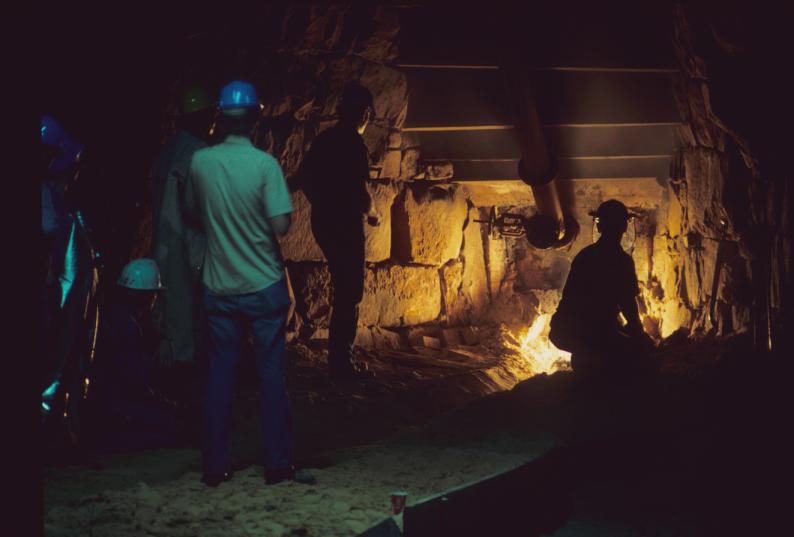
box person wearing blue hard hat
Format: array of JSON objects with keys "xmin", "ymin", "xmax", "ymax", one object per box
[
  {"xmin": 150, "ymin": 84, "xmax": 216, "ymax": 384},
  {"xmin": 217, "ymin": 80, "xmax": 261, "ymax": 113},
  {"xmin": 183, "ymin": 80, "xmax": 315, "ymax": 487}
]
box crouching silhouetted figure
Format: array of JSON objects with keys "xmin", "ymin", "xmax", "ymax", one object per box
[
  {"xmin": 87, "ymin": 259, "xmax": 178, "ymax": 451},
  {"xmin": 549, "ymin": 200, "xmax": 656, "ymax": 382}
]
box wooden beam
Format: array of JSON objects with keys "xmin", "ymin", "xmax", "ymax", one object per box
[
  {"xmin": 403, "ymin": 122, "xmax": 683, "ymax": 132},
  {"xmin": 414, "ymin": 124, "xmax": 676, "ymax": 159},
  {"xmin": 446, "ymin": 156, "xmax": 670, "ymax": 180},
  {"xmin": 404, "ymin": 69, "xmax": 679, "ymax": 127},
  {"xmin": 399, "ymin": 64, "xmax": 678, "ymax": 74}
]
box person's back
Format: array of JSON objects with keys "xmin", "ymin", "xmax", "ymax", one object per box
[
  {"xmin": 188, "ymin": 136, "xmax": 290, "ymax": 294},
  {"xmin": 554, "ymin": 239, "xmax": 639, "ymax": 335},
  {"xmin": 184, "ymin": 80, "xmax": 314, "ymax": 488},
  {"xmin": 303, "ymin": 123, "xmax": 370, "ymax": 224},
  {"xmin": 550, "ymin": 200, "xmax": 654, "ymax": 377}
]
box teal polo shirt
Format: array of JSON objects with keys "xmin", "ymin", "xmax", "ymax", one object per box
[{"xmin": 185, "ymin": 135, "xmax": 293, "ymax": 296}]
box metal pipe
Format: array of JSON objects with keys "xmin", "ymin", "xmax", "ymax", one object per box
[{"xmin": 499, "ymin": 60, "xmax": 575, "ymax": 249}]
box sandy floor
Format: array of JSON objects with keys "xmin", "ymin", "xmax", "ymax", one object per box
[
  {"xmin": 44, "ymin": 335, "xmax": 783, "ymax": 536},
  {"xmin": 44, "ymin": 340, "xmax": 548, "ymax": 536},
  {"xmin": 44, "ymin": 436, "xmax": 554, "ymax": 537}
]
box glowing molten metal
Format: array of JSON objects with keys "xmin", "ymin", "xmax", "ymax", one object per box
[{"xmin": 508, "ymin": 314, "xmax": 571, "ymax": 375}]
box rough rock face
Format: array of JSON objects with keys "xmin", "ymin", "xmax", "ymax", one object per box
[
  {"xmin": 484, "ymin": 228, "xmax": 508, "ymax": 301},
  {"xmin": 280, "ymin": 3, "xmax": 399, "ymax": 63},
  {"xmin": 441, "ymin": 261, "xmax": 466, "ymax": 324},
  {"xmin": 280, "ymin": 191, "xmax": 325, "ymax": 262},
  {"xmin": 281, "ymin": 182, "xmax": 398, "ymax": 264},
  {"xmin": 461, "ymin": 209, "xmax": 489, "ymax": 311},
  {"xmin": 364, "ymin": 181, "xmax": 399, "ymax": 262},
  {"xmin": 162, "ymin": 2, "xmax": 788, "ymax": 353},
  {"xmin": 443, "ymin": 207, "xmax": 489, "ymax": 324},
  {"xmin": 359, "ymin": 265, "xmax": 442, "ymax": 327},
  {"xmin": 204, "ymin": 4, "xmax": 467, "ymax": 338},
  {"xmin": 392, "ymin": 184, "xmax": 469, "ymax": 266},
  {"xmin": 659, "ymin": 5, "xmax": 765, "ymax": 339},
  {"xmin": 288, "ymin": 263, "xmax": 332, "ymax": 328}
]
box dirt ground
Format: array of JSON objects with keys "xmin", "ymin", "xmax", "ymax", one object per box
[{"xmin": 43, "ymin": 335, "xmax": 788, "ymax": 536}]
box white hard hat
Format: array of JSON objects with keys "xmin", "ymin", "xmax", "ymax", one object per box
[{"xmin": 117, "ymin": 258, "xmax": 166, "ymax": 290}]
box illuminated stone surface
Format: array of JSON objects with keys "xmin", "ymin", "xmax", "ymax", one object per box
[
  {"xmin": 460, "ymin": 208, "xmax": 489, "ymax": 315},
  {"xmin": 426, "ymin": 161, "xmax": 454, "ymax": 180},
  {"xmin": 392, "ymin": 183, "xmax": 468, "ymax": 266},
  {"xmin": 364, "ymin": 181, "xmax": 399, "ymax": 262},
  {"xmin": 281, "ymin": 262, "xmax": 444, "ymax": 329},
  {"xmin": 288, "ymin": 263, "xmax": 332, "ymax": 327},
  {"xmin": 280, "ymin": 191, "xmax": 325, "ymax": 262},
  {"xmin": 399, "ymin": 148, "xmax": 421, "ymax": 180},
  {"xmin": 380, "ymin": 150, "xmax": 403, "ymax": 179},
  {"xmin": 441, "ymin": 261, "xmax": 465, "ymax": 324},
  {"xmin": 360, "ymin": 265, "xmax": 442, "ymax": 327}
]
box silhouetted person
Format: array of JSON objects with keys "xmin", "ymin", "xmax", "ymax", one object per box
[
  {"xmin": 299, "ymin": 82, "xmax": 379, "ymax": 379},
  {"xmin": 151, "ymin": 85, "xmax": 215, "ymax": 370},
  {"xmin": 549, "ymin": 199, "xmax": 655, "ymax": 379}
]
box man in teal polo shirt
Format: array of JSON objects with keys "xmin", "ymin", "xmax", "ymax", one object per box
[{"xmin": 184, "ymin": 80, "xmax": 314, "ymax": 487}]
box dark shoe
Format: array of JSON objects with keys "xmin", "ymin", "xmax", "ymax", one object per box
[
  {"xmin": 329, "ymin": 360, "xmax": 375, "ymax": 380},
  {"xmin": 265, "ymin": 465, "xmax": 317, "ymax": 486},
  {"xmin": 201, "ymin": 471, "xmax": 232, "ymax": 487}
]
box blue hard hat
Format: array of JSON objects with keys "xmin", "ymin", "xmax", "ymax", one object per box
[
  {"xmin": 41, "ymin": 115, "xmax": 84, "ymax": 173},
  {"xmin": 218, "ymin": 80, "xmax": 260, "ymax": 110}
]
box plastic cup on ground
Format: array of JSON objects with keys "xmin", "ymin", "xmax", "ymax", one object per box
[{"xmin": 391, "ymin": 491, "xmax": 408, "ymax": 515}]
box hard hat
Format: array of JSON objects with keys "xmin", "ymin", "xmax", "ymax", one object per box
[
  {"xmin": 41, "ymin": 115, "xmax": 85, "ymax": 173},
  {"xmin": 179, "ymin": 85, "xmax": 212, "ymax": 115},
  {"xmin": 117, "ymin": 258, "xmax": 166, "ymax": 290},
  {"xmin": 594, "ymin": 199, "xmax": 629, "ymax": 225},
  {"xmin": 218, "ymin": 80, "xmax": 260, "ymax": 112}
]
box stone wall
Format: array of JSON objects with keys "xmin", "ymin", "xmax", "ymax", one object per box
[
  {"xmin": 235, "ymin": 3, "xmax": 494, "ymax": 346},
  {"xmin": 662, "ymin": 4, "xmax": 792, "ymax": 346},
  {"xmin": 285, "ymin": 180, "xmax": 489, "ymax": 343},
  {"xmin": 208, "ymin": 0, "xmax": 686, "ymax": 347},
  {"xmin": 159, "ymin": 2, "xmax": 790, "ymax": 352}
]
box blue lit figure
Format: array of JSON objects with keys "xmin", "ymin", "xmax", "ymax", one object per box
[{"xmin": 41, "ymin": 116, "xmax": 101, "ymax": 446}]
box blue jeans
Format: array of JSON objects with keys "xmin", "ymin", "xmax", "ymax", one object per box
[{"xmin": 202, "ymin": 279, "xmax": 292, "ymax": 474}]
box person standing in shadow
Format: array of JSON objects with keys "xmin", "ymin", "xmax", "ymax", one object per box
[{"xmin": 298, "ymin": 82, "xmax": 380, "ymax": 380}]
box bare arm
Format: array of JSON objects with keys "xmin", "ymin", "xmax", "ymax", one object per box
[
  {"xmin": 619, "ymin": 294, "xmax": 643, "ymax": 334},
  {"xmin": 269, "ymin": 213, "xmax": 292, "ymax": 237},
  {"xmin": 620, "ymin": 255, "xmax": 645, "ymax": 335}
]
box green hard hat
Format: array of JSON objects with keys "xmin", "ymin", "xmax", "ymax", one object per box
[{"xmin": 178, "ymin": 85, "xmax": 212, "ymax": 115}]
